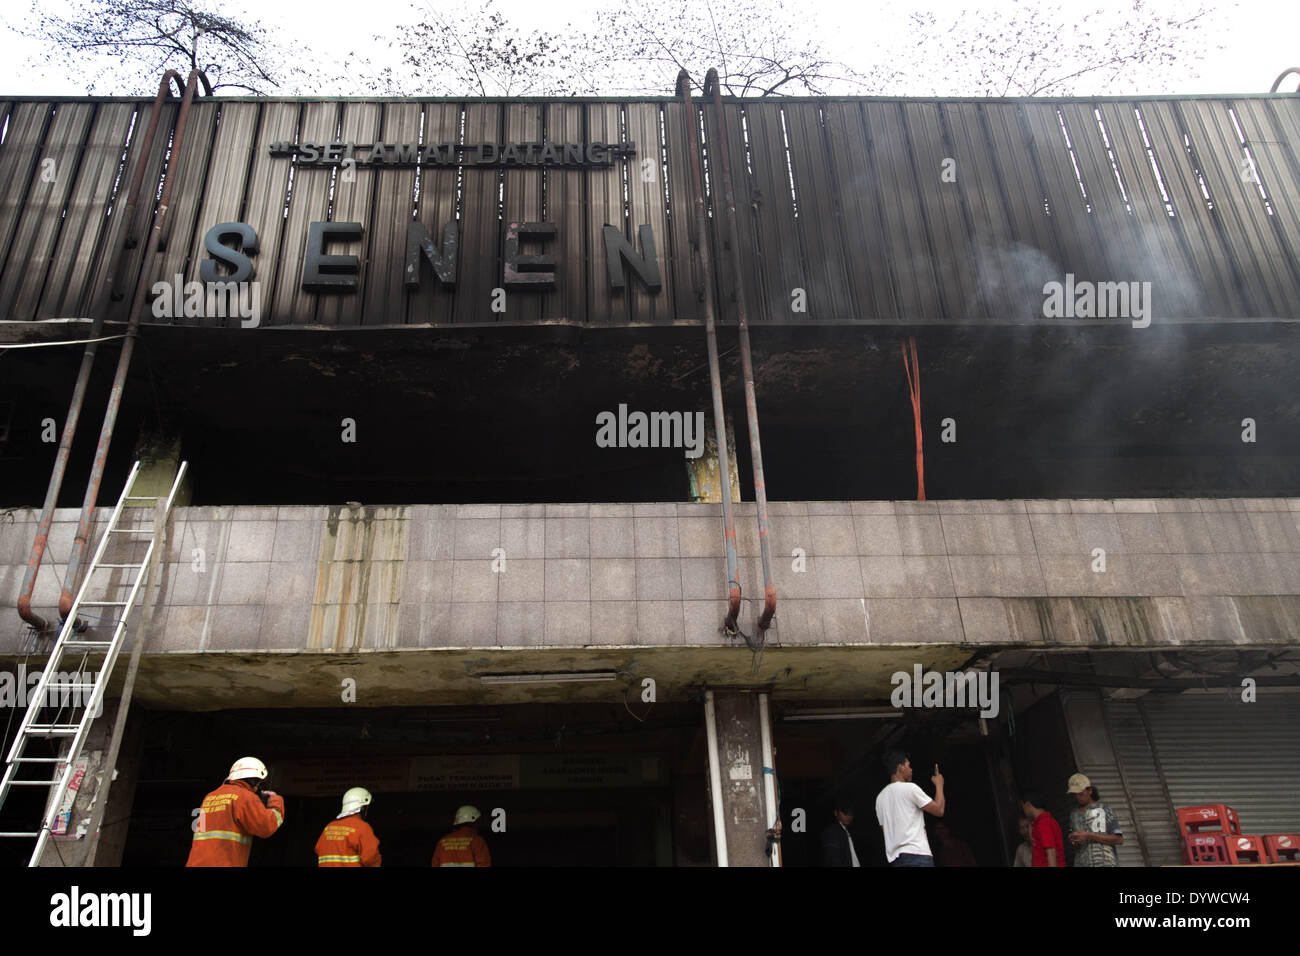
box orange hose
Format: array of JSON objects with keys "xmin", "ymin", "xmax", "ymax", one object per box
[{"xmin": 902, "ymin": 337, "xmax": 925, "ymax": 501}]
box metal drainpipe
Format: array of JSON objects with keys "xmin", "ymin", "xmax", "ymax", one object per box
[
  {"xmin": 704, "ymin": 690, "xmax": 730, "ymax": 867},
  {"xmin": 58, "ymin": 69, "xmax": 208, "ymax": 621},
  {"xmin": 758, "ymin": 692, "xmax": 781, "ymax": 866},
  {"xmin": 678, "ymin": 71, "xmax": 742, "ymax": 633},
  {"xmin": 703, "ymin": 69, "xmax": 776, "ymax": 635},
  {"xmin": 17, "ymin": 70, "xmax": 187, "ymax": 637}
]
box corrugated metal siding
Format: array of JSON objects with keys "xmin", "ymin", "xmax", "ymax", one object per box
[
  {"xmin": 4, "ymin": 95, "xmax": 1300, "ymax": 327},
  {"xmin": 1086, "ymin": 692, "xmax": 1300, "ymax": 866},
  {"xmin": 1104, "ymin": 699, "xmax": 1183, "ymax": 866},
  {"xmin": 1140, "ymin": 692, "xmax": 1300, "ymax": 846}
]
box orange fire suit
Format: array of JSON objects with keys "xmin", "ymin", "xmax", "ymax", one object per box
[
  {"xmin": 431, "ymin": 824, "xmax": 491, "ymax": 867},
  {"xmin": 185, "ymin": 779, "xmax": 285, "ymax": 867},
  {"xmin": 315, "ymin": 813, "xmax": 382, "ymax": 867}
]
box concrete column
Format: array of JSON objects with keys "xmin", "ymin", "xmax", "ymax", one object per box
[
  {"xmin": 33, "ymin": 696, "xmax": 141, "ymax": 867},
  {"xmin": 129, "ymin": 431, "xmax": 191, "ymax": 507},
  {"xmin": 686, "ymin": 410, "xmax": 741, "ymax": 503},
  {"xmin": 704, "ymin": 690, "xmax": 773, "ymax": 867}
]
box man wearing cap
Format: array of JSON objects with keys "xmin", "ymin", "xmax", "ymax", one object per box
[
  {"xmin": 186, "ymin": 756, "xmax": 286, "ymax": 867},
  {"xmin": 316, "ymin": 787, "xmax": 382, "ymax": 867},
  {"xmin": 820, "ymin": 802, "xmax": 861, "ymax": 867},
  {"xmin": 1066, "ymin": 772, "xmax": 1123, "ymax": 867},
  {"xmin": 431, "ymin": 805, "xmax": 492, "ymax": 867}
]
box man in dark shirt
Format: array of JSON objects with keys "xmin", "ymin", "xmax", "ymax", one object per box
[
  {"xmin": 1020, "ymin": 791, "xmax": 1065, "ymax": 867},
  {"xmin": 820, "ymin": 802, "xmax": 860, "ymax": 867}
]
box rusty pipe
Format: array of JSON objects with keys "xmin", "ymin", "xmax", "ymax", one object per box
[
  {"xmin": 703, "ymin": 68, "xmax": 776, "ymax": 635},
  {"xmin": 678, "ymin": 70, "xmax": 742, "ymax": 633},
  {"xmin": 58, "ymin": 69, "xmax": 207, "ymax": 621},
  {"xmin": 122, "ymin": 71, "xmax": 185, "ymax": 251},
  {"xmin": 17, "ymin": 71, "xmax": 187, "ymax": 637},
  {"xmin": 1270, "ymin": 68, "xmax": 1300, "ymax": 93}
]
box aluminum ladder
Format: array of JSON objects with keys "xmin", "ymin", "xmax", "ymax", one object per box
[{"xmin": 0, "ymin": 459, "xmax": 187, "ymax": 866}]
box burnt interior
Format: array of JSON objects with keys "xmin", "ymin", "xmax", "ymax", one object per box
[{"xmin": 2, "ymin": 320, "xmax": 1297, "ymax": 507}]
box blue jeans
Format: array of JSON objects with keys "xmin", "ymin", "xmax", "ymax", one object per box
[{"xmin": 891, "ymin": 853, "xmax": 934, "ymax": 867}]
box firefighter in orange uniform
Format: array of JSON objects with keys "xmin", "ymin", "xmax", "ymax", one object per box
[
  {"xmin": 186, "ymin": 756, "xmax": 285, "ymax": 867},
  {"xmin": 431, "ymin": 805, "xmax": 491, "ymax": 867},
  {"xmin": 316, "ymin": 787, "xmax": 382, "ymax": 867}
]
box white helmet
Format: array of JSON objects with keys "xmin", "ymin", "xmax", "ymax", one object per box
[
  {"xmin": 454, "ymin": 805, "xmax": 481, "ymax": 826},
  {"xmin": 227, "ymin": 756, "xmax": 268, "ymax": 781},
  {"xmin": 340, "ymin": 787, "xmax": 373, "ymax": 817}
]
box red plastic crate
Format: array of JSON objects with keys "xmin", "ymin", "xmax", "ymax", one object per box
[
  {"xmin": 1177, "ymin": 805, "xmax": 1241, "ymax": 836},
  {"xmin": 1182, "ymin": 833, "xmax": 1228, "ymax": 865},
  {"xmin": 1224, "ymin": 834, "xmax": 1267, "ymax": 865},
  {"xmin": 1263, "ymin": 834, "xmax": 1300, "ymax": 864}
]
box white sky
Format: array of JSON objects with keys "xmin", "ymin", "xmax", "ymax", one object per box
[{"xmin": 0, "ymin": 0, "xmax": 1296, "ymax": 96}]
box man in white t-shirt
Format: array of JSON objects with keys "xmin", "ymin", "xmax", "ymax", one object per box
[{"xmin": 875, "ymin": 750, "xmax": 945, "ymax": 867}]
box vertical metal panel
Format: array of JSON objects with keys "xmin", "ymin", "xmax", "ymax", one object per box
[
  {"xmin": 361, "ymin": 101, "xmax": 420, "ymax": 325},
  {"xmin": 661, "ymin": 101, "xmax": 703, "ymax": 321},
  {"xmin": 728, "ymin": 102, "xmax": 800, "ymax": 323},
  {"xmin": 1140, "ymin": 693, "xmax": 1300, "ymax": 854},
  {"xmin": 178, "ymin": 101, "xmax": 260, "ymax": 328},
  {"xmin": 1178, "ymin": 100, "xmax": 1300, "ymax": 315},
  {"xmin": 236, "ymin": 102, "xmax": 299, "ymax": 327},
  {"xmin": 939, "ymin": 103, "xmax": 1028, "ymax": 320},
  {"xmin": 782, "ymin": 103, "xmax": 853, "ymax": 320},
  {"xmin": 586, "ymin": 102, "xmax": 625, "ymax": 325},
  {"xmin": 979, "ymin": 103, "xmax": 1063, "ymax": 285},
  {"xmin": 861, "ymin": 102, "xmax": 943, "ymax": 320},
  {"xmin": 0, "ymin": 103, "xmax": 95, "ymax": 322},
  {"xmin": 1104, "ymin": 699, "xmax": 1182, "ymax": 867},
  {"xmin": 147, "ymin": 100, "xmax": 219, "ymax": 316},
  {"xmin": 405, "ymin": 102, "xmax": 459, "ymax": 325},
  {"xmin": 36, "ymin": 103, "xmax": 139, "ymax": 320},
  {"xmin": 1058, "ymin": 103, "xmax": 1146, "ymax": 282},
  {"xmin": 1138, "ymin": 101, "xmax": 1247, "ymax": 317},
  {"xmin": 1095, "ymin": 102, "xmax": 1226, "ymax": 317},
  {"xmin": 502, "ymin": 102, "xmax": 544, "ymax": 325},
  {"xmin": 622, "ymin": 102, "xmax": 674, "ymax": 323},
  {"xmin": 1019, "ymin": 103, "xmax": 1110, "ymax": 285},
  {"xmin": 267, "ymin": 101, "xmax": 340, "ymax": 325},
  {"xmin": 0, "ymin": 102, "xmax": 55, "ymax": 296},
  {"xmin": 453, "ymin": 102, "xmax": 502, "ymax": 325},
  {"xmin": 704, "ymin": 101, "xmax": 763, "ymax": 325},
  {"xmin": 108, "ymin": 99, "xmax": 178, "ymax": 315},
  {"xmin": 542, "ymin": 101, "xmax": 584, "ymax": 323},
  {"xmin": 1225, "ymin": 99, "xmax": 1300, "ymax": 316},
  {"xmin": 316, "ymin": 102, "xmax": 382, "ymax": 326},
  {"xmin": 1259, "ymin": 97, "xmax": 1300, "ymax": 186},
  {"xmin": 821, "ymin": 101, "xmax": 896, "ymax": 320},
  {"xmin": 900, "ymin": 102, "xmax": 982, "ymax": 320}
]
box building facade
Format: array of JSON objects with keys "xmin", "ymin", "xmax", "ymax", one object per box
[{"xmin": 1, "ymin": 84, "xmax": 1299, "ymax": 866}]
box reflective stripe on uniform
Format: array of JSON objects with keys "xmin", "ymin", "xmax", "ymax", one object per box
[
  {"xmin": 272, "ymin": 808, "xmax": 283, "ymax": 826},
  {"xmin": 318, "ymin": 855, "xmax": 361, "ymax": 863},
  {"xmin": 193, "ymin": 830, "xmax": 252, "ymax": 845}
]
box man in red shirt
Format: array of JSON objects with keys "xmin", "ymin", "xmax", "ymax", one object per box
[{"xmin": 1020, "ymin": 792, "xmax": 1065, "ymax": 867}]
